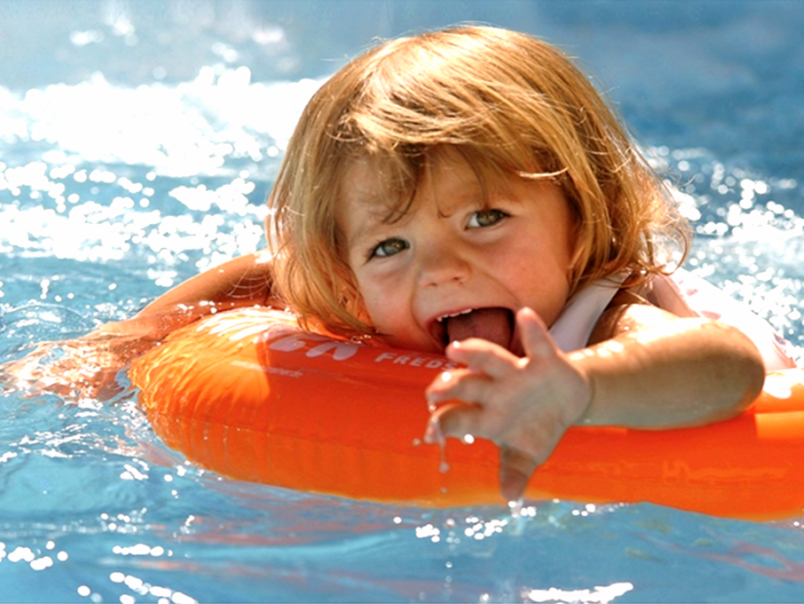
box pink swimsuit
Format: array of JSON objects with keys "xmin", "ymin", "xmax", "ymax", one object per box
[{"xmin": 549, "ymin": 269, "xmax": 797, "ymax": 371}]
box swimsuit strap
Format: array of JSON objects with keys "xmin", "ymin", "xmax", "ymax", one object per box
[{"xmin": 549, "ymin": 274, "xmax": 625, "ymax": 353}]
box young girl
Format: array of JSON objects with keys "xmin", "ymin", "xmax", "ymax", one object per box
[{"xmin": 5, "ymin": 26, "xmax": 796, "ymax": 501}]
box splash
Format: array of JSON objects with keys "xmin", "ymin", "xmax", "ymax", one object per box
[{"xmin": 523, "ymin": 582, "xmax": 634, "ymax": 604}]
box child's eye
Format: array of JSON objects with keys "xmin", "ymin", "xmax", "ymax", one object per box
[
  {"xmin": 369, "ymin": 237, "xmax": 409, "ymax": 259},
  {"xmin": 467, "ymin": 209, "xmax": 509, "ymax": 228}
]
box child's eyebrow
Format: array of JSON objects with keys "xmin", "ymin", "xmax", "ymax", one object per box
[
  {"xmin": 338, "ymin": 198, "xmax": 394, "ymax": 249},
  {"xmin": 343, "ymin": 213, "xmax": 380, "ymax": 243}
]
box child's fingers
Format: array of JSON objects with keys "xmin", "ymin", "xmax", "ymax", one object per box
[
  {"xmin": 499, "ymin": 446, "xmax": 539, "ymax": 502},
  {"xmin": 425, "ymin": 401, "xmax": 487, "ymax": 444},
  {"xmin": 426, "ymin": 406, "xmax": 542, "ymax": 502},
  {"xmin": 425, "ymin": 368, "xmax": 495, "ymax": 407},
  {"xmin": 444, "ymin": 337, "xmax": 520, "ymax": 380}
]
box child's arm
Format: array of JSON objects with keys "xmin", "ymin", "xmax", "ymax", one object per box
[
  {"xmin": 95, "ymin": 249, "xmax": 277, "ymax": 339},
  {"xmin": 139, "ymin": 250, "xmax": 276, "ymax": 316},
  {"xmin": 425, "ymin": 295, "xmax": 766, "ymax": 502},
  {"xmin": 2, "ymin": 251, "xmax": 277, "ymax": 401}
]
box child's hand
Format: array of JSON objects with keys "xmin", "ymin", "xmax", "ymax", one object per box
[
  {"xmin": 0, "ymin": 312, "xmax": 185, "ymax": 403},
  {"xmin": 0, "ymin": 327, "xmax": 160, "ymax": 403},
  {"xmin": 424, "ymin": 307, "xmax": 592, "ymax": 502}
]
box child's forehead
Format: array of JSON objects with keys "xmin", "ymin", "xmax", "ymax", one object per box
[
  {"xmin": 339, "ymin": 157, "xmax": 394, "ymax": 206},
  {"xmin": 334, "ymin": 158, "xmax": 395, "ymax": 239},
  {"xmin": 335, "ymin": 155, "xmax": 540, "ymax": 254},
  {"xmin": 339, "ymin": 150, "xmax": 495, "ymax": 211}
]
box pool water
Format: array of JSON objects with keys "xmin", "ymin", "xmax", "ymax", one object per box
[{"xmin": 2, "ymin": 1, "xmax": 804, "ymax": 602}]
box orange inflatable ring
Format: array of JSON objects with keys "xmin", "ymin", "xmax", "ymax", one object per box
[{"xmin": 128, "ymin": 307, "xmax": 804, "ymax": 521}]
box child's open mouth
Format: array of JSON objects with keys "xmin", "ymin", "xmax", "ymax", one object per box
[{"xmin": 433, "ymin": 307, "xmax": 517, "ymax": 353}]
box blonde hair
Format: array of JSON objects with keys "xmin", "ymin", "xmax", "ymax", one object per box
[{"xmin": 267, "ymin": 25, "xmax": 688, "ymax": 337}]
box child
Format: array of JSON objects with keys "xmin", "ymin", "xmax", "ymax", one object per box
[{"xmin": 5, "ymin": 26, "xmax": 795, "ymax": 502}]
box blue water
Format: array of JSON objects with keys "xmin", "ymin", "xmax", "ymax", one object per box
[{"xmin": 2, "ymin": 1, "xmax": 804, "ymax": 602}]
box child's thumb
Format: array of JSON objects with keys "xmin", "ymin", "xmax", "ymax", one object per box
[
  {"xmin": 499, "ymin": 446, "xmax": 537, "ymax": 503},
  {"xmin": 517, "ymin": 307, "xmax": 556, "ymax": 360}
]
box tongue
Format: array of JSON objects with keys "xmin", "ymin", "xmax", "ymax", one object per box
[{"xmin": 446, "ymin": 308, "xmax": 513, "ymax": 349}]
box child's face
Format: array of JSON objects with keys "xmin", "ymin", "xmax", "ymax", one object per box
[{"xmin": 336, "ymin": 152, "xmax": 575, "ymax": 355}]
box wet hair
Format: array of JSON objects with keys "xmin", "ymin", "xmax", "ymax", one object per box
[{"xmin": 266, "ymin": 25, "xmax": 689, "ymax": 337}]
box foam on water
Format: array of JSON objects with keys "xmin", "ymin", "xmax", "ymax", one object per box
[
  {"xmin": 0, "ymin": 67, "xmax": 324, "ymax": 323},
  {"xmin": 0, "ymin": 68, "xmax": 321, "ymax": 174}
]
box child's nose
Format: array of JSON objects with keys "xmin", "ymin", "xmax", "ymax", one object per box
[{"xmin": 418, "ymin": 239, "xmax": 471, "ymax": 288}]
